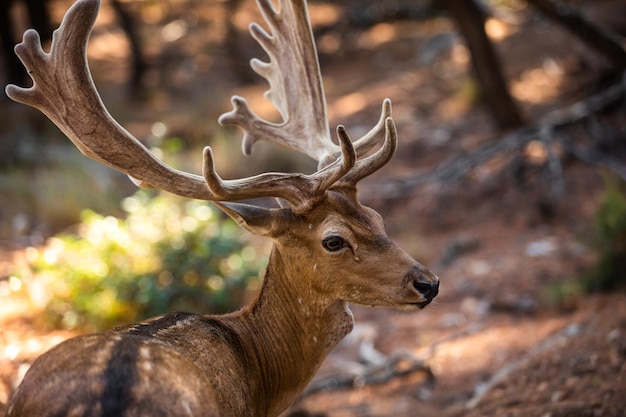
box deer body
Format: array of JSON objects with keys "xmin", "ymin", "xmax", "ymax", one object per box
[
  {"xmin": 9, "ymin": 306, "xmax": 347, "ymax": 417},
  {"xmin": 5, "ymin": 0, "xmax": 439, "ymax": 415},
  {"xmin": 8, "ymin": 195, "xmax": 432, "ymax": 417}
]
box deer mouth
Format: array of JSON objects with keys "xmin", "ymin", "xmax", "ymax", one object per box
[
  {"xmin": 415, "ymin": 299, "xmax": 434, "ymax": 309},
  {"xmin": 401, "ymin": 297, "xmax": 435, "ymax": 310}
]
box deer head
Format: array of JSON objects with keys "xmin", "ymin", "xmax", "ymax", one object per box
[{"xmin": 5, "ymin": 0, "xmax": 439, "ymax": 416}]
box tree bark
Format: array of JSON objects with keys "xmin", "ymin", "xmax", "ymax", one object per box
[
  {"xmin": 442, "ymin": 0, "xmax": 525, "ymax": 130},
  {"xmin": 110, "ymin": 0, "xmax": 148, "ymax": 96}
]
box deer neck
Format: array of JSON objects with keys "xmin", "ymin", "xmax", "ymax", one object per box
[{"xmin": 231, "ymin": 245, "xmax": 354, "ymax": 416}]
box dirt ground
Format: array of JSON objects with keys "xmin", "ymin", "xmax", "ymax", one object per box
[{"xmin": 1, "ymin": 0, "xmax": 625, "ymax": 416}]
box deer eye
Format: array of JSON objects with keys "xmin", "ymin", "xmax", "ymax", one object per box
[{"xmin": 322, "ymin": 236, "xmax": 346, "ymax": 252}]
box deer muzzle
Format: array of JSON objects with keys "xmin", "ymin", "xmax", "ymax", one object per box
[{"xmin": 406, "ymin": 265, "xmax": 439, "ymax": 308}]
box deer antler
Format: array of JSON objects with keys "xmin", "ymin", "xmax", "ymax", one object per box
[
  {"xmin": 202, "ymin": 127, "xmax": 356, "ymax": 211},
  {"xmin": 5, "ymin": 0, "xmax": 397, "ymax": 213},
  {"xmin": 219, "ymin": 0, "xmax": 393, "ymax": 169}
]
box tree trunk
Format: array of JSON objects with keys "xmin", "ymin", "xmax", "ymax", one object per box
[
  {"xmin": 110, "ymin": 0, "xmax": 148, "ymax": 96},
  {"xmin": 443, "ymin": 0, "xmax": 525, "ymax": 130},
  {"xmin": 1, "ymin": 0, "xmax": 53, "ymax": 86}
]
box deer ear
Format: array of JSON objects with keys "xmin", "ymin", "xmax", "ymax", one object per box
[{"xmin": 213, "ymin": 202, "xmax": 280, "ymax": 236}]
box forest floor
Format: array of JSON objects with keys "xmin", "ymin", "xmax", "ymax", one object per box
[{"xmin": 1, "ymin": 0, "xmax": 625, "ymax": 416}]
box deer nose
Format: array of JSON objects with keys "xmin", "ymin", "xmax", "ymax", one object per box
[
  {"xmin": 413, "ymin": 279, "xmax": 439, "ymax": 300},
  {"xmin": 407, "ymin": 266, "xmax": 439, "ymax": 300}
]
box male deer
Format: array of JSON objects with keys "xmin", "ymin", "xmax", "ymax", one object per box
[{"xmin": 4, "ymin": 0, "xmax": 439, "ymax": 416}]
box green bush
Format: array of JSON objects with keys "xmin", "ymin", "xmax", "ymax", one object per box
[
  {"xmin": 16, "ymin": 191, "xmax": 266, "ymax": 331},
  {"xmin": 583, "ymin": 176, "xmax": 626, "ymax": 292}
]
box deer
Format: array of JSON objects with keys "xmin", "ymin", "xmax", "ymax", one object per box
[{"xmin": 4, "ymin": 0, "xmax": 439, "ymax": 416}]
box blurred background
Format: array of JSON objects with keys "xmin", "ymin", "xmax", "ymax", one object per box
[{"xmin": 0, "ymin": 0, "xmax": 625, "ymax": 416}]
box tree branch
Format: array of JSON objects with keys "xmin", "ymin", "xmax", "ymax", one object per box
[
  {"xmin": 527, "ymin": 0, "xmax": 626, "ymax": 70},
  {"xmin": 370, "ymin": 72, "xmax": 626, "ymax": 200}
]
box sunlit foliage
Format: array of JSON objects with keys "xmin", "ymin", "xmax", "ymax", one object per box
[{"xmin": 12, "ymin": 191, "xmax": 267, "ymax": 331}]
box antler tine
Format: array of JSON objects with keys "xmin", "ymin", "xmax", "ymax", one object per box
[
  {"xmin": 341, "ymin": 117, "xmax": 398, "ymax": 186},
  {"xmin": 5, "ymin": 0, "xmax": 214, "ymax": 200},
  {"xmin": 219, "ymin": 0, "xmax": 338, "ymax": 163},
  {"xmin": 202, "ymin": 128, "xmax": 356, "ymax": 213},
  {"xmin": 350, "ymin": 98, "xmax": 393, "ymax": 156}
]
